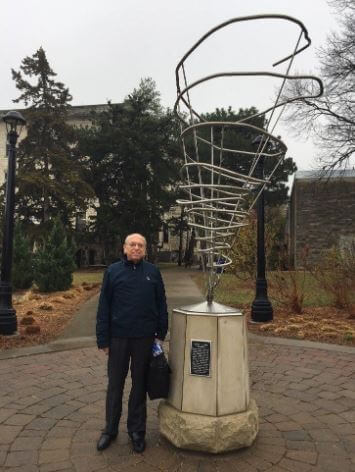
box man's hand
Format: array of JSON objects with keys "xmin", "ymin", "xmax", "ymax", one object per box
[{"xmin": 100, "ymin": 347, "xmax": 109, "ymax": 355}]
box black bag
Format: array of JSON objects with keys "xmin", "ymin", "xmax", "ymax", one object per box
[{"xmin": 147, "ymin": 352, "xmax": 171, "ymax": 400}]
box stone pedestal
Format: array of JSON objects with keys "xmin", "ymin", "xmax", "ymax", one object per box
[{"xmin": 159, "ymin": 301, "xmax": 258, "ymax": 453}]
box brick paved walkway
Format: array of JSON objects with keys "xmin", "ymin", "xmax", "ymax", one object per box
[
  {"xmin": 0, "ymin": 337, "xmax": 354, "ymax": 471},
  {"xmin": 0, "ymin": 267, "xmax": 354, "ymax": 471}
]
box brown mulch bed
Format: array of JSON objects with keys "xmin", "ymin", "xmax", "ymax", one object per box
[
  {"xmin": 245, "ymin": 305, "xmax": 355, "ymax": 346},
  {"xmin": 0, "ymin": 283, "xmax": 101, "ymax": 351}
]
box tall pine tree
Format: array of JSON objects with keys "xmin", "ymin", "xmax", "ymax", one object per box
[
  {"xmin": 12, "ymin": 47, "xmax": 93, "ymax": 234},
  {"xmin": 78, "ymin": 78, "xmax": 181, "ymax": 261}
]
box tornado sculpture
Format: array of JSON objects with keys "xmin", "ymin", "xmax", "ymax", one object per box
[{"xmin": 175, "ymin": 14, "xmax": 323, "ymax": 303}]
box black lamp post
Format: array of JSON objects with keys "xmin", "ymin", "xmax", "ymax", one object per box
[
  {"xmin": 250, "ymin": 135, "xmax": 273, "ymax": 323},
  {"xmin": 0, "ymin": 111, "xmax": 26, "ymax": 335}
]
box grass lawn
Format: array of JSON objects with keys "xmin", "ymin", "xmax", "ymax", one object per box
[
  {"xmin": 191, "ymin": 271, "xmax": 347, "ymax": 308},
  {"xmin": 191, "ymin": 270, "xmax": 355, "ymax": 346},
  {"xmin": 73, "ymin": 269, "xmax": 105, "ymax": 285}
]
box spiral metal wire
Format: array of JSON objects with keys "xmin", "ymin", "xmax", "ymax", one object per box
[{"xmin": 175, "ymin": 15, "xmax": 323, "ymax": 303}]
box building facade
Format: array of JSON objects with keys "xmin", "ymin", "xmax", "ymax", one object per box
[{"xmin": 287, "ymin": 170, "xmax": 355, "ymax": 268}]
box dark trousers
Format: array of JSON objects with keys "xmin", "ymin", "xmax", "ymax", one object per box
[{"xmin": 104, "ymin": 336, "xmax": 154, "ymax": 436}]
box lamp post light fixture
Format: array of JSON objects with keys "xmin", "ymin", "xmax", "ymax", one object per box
[
  {"xmin": 0, "ymin": 111, "xmax": 26, "ymax": 335},
  {"xmin": 250, "ymin": 135, "xmax": 273, "ymax": 323}
]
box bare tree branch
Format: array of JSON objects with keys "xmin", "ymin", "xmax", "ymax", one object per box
[{"xmin": 284, "ymin": 0, "xmax": 355, "ymax": 169}]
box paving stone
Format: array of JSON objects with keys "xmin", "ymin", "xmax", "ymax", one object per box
[
  {"xmin": 286, "ymin": 440, "xmax": 316, "ymax": 451},
  {"xmin": 143, "ymin": 444, "xmax": 180, "ymax": 470},
  {"xmin": 5, "ymin": 450, "xmax": 38, "ymax": 467},
  {"xmin": 11, "ymin": 436, "xmax": 43, "ymax": 451},
  {"xmin": 43, "ymin": 404, "xmax": 79, "ymax": 419},
  {"xmin": 39, "ymin": 449, "xmax": 70, "ymax": 464},
  {"xmin": 341, "ymin": 390, "xmax": 355, "ymax": 400},
  {"xmin": 243, "ymin": 455, "xmax": 272, "ymax": 470},
  {"xmin": 0, "ymin": 408, "xmax": 17, "ymax": 423},
  {"xmin": 317, "ymin": 453, "xmax": 352, "ymax": 471},
  {"xmin": 71, "ymin": 454, "xmax": 112, "ymax": 472},
  {"xmin": 19, "ymin": 429, "xmax": 47, "ymax": 438},
  {"xmin": 278, "ymin": 457, "xmax": 314, "ymax": 471},
  {"xmin": 0, "ymin": 425, "xmax": 22, "ymax": 444},
  {"xmin": 41, "ymin": 438, "xmax": 71, "ymax": 450},
  {"xmin": 39, "ymin": 460, "xmax": 73, "ymax": 472},
  {"xmin": 27, "ymin": 417, "xmax": 57, "ymax": 431},
  {"xmin": 0, "ymin": 450, "xmax": 7, "ymax": 466},
  {"xmin": 5, "ymin": 465, "xmax": 39, "ymax": 472},
  {"xmin": 5, "ymin": 413, "xmax": 36, "ymax": 426},
  {"xmin": 1, "ymin": 308, "xmax": 354, "ymax": 472},
  {"xmin": 283, "ymin": 430, "xmax": 310, "ymax": 441},
  {"xmin": 275, "ymin": 422, "xmax": 300, "ymax": 432},
  {"xmin": 315, "ymin": 441, "xmax": 349, "ymax": 456},
  {"xmin": 318, "ymin": 391, "xmax": 342, "ymax": 400},
  {"xmin": 286, "ymin": 450, "xmax": 318, "ymax": 465},
  {"xmin": 25, "ymin": 403, "xmax": 53, "ymax": 415},
  {"xmin": 308, "ymin": 428, "xmax": 340, "ymax": 441},
  {"xmin": 46, "ymin": 427, "xmax": 76, "ymax": 438}
]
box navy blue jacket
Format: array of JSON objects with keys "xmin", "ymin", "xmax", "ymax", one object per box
[{"xmin": 96, "ymin": 258, "xmax": 168, "ymax": 349}]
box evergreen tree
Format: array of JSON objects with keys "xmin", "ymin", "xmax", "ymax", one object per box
[
  {"xmin": 12, "ymin": 223, "xmax": 34, "ymax": 290},
  {"xmin": 78, "ymin": 78, "xmax": 181, "ymax": 261},
  {"xmin": 33, "ymin": 218, "xmax": 76, "ymax": 292},
  {"xmin": 12, "ymin": 47, "xmax": 94, "ymax": 232}
]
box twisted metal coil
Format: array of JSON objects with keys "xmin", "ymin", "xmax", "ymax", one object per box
[{"xmin": 174, "ymin": 14, "xmax": 323, "ymax": 303}]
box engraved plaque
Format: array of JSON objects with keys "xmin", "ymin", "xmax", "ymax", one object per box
[{"xmin": 190, "ymin": 340, "xmax": 211, "ymax": 377}]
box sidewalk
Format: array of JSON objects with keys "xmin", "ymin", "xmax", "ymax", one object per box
[{"xmin": 0, "ymin": 267, "xmax": 354, "ymax": 471}]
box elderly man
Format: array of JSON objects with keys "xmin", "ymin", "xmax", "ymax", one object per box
[{"xmin": 96, "ymin": 233, "xmax": 168, "ymax": 453}]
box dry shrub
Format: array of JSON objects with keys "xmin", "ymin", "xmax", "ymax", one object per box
[
  {"xmin": 259, "ymin": 324, "xmax": 273, "ymax": 332},
  {"xmin": 20, "ymin": 316, "xmax": 35, "ymax": 326},
  {"xmin": 83, "ymin": 284, "xmax": 94, "ymax": 291},
  {"xmin": 28, "ymin": 293, "xmax": 42, "ymax": 301},
  {"xmin": 39, "ymin": 302, "xmax": 53, "ymax": 311},
  {"xmin": 63, "ymin": 292, "xmax": 75, "ymax": 299},
  {"xmin": 52, "ymin": 297, "xmax": 66, "ymax": 303},
  {"xmin": 25, "ymin": 325, "xmax": 41, "ymax": 335},
  {"xmin": 270, "ymin": 270, "xmax": 306, "ymax": 313},
  {"xmin": 74, "ymin": 286, "xmax": 84, "ymax": 293},
  {"xmin": 312, "ymin": 245, "xmax": 355, "ymax": 317},
  {"xmin": 269, "ymin": 246, "xmax": 309, "ymax": 314}
]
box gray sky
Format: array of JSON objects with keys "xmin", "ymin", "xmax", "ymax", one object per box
[{"xmin": 1, "ymin": 0, "xmax": 338, "ymax": 172}]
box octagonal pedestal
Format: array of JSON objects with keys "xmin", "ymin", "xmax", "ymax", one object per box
[{"xmin": 158, "ymin": 301, "xmax": 259, "ymax": 453}]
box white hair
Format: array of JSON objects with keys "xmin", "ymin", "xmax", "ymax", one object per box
[{"xmin": 124, "ymin": 233, "xmax": 147, "ymax": 246}]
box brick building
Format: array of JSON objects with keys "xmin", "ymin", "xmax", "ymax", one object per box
[{"xmin": 287, "ymin": 170, "xmax": 355, "ymax": 268}]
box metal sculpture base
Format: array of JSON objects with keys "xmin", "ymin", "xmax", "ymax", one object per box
[{"xmin": 159, "ymin": 301, "xmax": 259, "ymax": 453}]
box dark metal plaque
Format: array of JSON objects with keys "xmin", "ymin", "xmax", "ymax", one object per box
[{"xmin": 190, "ymin": 340, "xmax": 211, "ymax": 377}]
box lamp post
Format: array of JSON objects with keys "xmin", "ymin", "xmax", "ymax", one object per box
[
  {"xmin": 0, "ymin": 111, "xmax": 26, "ymax": 335},
  {"xmin": 251, "ymin": 135, "xmax": 273, "ymax": 323}
]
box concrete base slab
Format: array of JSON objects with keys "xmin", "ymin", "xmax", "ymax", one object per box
[{"xmin": 158, "ymin": 398, "xmax": 259, "ymax": 453}]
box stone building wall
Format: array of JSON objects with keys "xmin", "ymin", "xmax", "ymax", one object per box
[{"xmin": 288, "ymin": 170, "xmax": 355, "ymax": 268}]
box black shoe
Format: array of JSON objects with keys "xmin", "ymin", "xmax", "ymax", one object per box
[
  {"xmin": 97, "ymin": 433, "xmax": 117, "ymax": 451},
  {"xmin": 129, "ymin": 432, "xmax": 146, "ymax": 453}
]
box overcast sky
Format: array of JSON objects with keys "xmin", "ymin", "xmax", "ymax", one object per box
[{"xmin": 1, "ymin": 0, "xmax": 338, "ymax": 172}]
